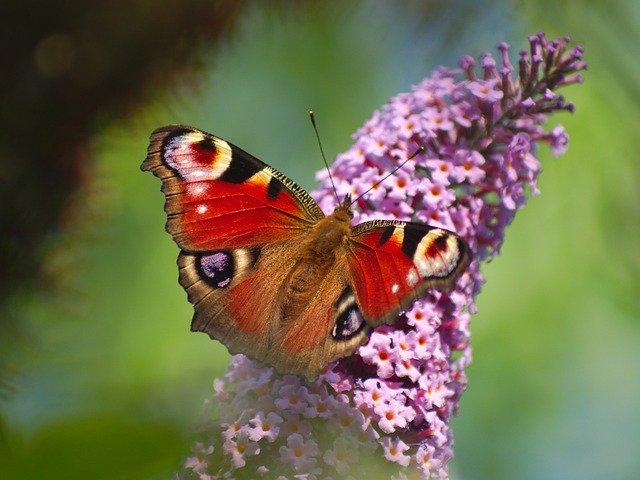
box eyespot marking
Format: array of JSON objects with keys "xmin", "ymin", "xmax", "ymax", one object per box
[
  {"xmin": 332, "ymin": 286, "xmax": 367, "ymax": 341},
  {"xmin": 332, "ymin": 306, "xmax": 366, "ymax": 341},
  {"xmin": 198, "ymin": 251, "xmax": 234, "ymax": 288},
  {"xmin": 413, "ymin": 231, "xmax": 462, "ymax": 279},
  {"xmin": 162, "ymin": 131, "xmax": 232, "ymax": 182}
]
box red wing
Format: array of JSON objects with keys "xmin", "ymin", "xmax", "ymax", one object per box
[
  {"xmin": 347, "ymin": 220, "xmax": 471, "ymax": 323},
  {"xmin": 142, "ymin": 125, "xmax": 324, "ymax": 251}
]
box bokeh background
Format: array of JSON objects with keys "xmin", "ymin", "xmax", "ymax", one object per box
[{"xmin": 1, "ymin": 1, "xmax": 638, "ymax": 479}]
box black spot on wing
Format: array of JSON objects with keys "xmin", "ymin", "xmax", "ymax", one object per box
[
  {"xmin": 219, "ymin": 151, "xmax": 263, "ymax": 183},
  {"xmin": 267, "ymin": 176, "xmax": 283, "ymax": 200},
  {"xmin": 401, "ymin": 224, "xmax": 428, "ymax": 259},
  {"xmin": 377, "ymin": 225, "xmax": 395, "ymax": 246},
  {"xmin": 197, "ymin": 136, "xmax": 217, "ymax": 151},
  {"xmin": 435, "ymin": 233, "xmax": 449, "ymax": 249}
]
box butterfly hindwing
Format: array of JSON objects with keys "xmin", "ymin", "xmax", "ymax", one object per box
[
  {"xmin": 178, "ymin": 240, "xmax": 370, "ymax": 380},
  {"xmin": 142, "ymin": 125, "xmax": 324, "ymax": 251},
  {"xmin": 347, "ymin": 220, "xmax": 471, "ymax": 324}
]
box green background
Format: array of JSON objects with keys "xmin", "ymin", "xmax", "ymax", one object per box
[{"xmin": 2, "ymin": 1, "xmax": 639, "ymax": 479}]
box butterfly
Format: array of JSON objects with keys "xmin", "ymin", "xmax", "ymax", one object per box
[{"xmin": 142, "ymin": 125, "xmax": 471, "ymax": 380}]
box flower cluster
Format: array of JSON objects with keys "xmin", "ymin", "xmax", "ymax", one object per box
[{"xmin": 179, "ymin": 33, "xmax": 585, "ymax": 479}]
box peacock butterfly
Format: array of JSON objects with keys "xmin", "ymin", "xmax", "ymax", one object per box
[{"xmin": 142, "ymin": 125, "xmax": 471, "ymax": 380}]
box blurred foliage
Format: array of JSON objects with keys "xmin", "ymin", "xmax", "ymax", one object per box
[
  {"xmin": 0, "ymin": 0, "xmax": 248, "ymax": 379},
  {"xmin": 1, "ymin": 1, "xmax": 639, "ymax": 479}
]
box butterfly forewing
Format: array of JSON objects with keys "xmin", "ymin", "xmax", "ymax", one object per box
[
  {"xmin": 142, "ymin": 125, "xmax": 324, "ymax": 251},
  {"xmin": 347, "ymin": 220, "xmax": 470, "ymax": 324}
]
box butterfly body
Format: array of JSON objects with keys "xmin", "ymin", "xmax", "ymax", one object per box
[
  {"xmin": 279, "ymin": 208, "xmax": 349, "ymax": 312},
  {"xmin": 143, "ymin": 125, "xmax": 470, "ymax": 380}
]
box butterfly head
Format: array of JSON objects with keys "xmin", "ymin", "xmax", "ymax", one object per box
[{"xmin": 336, "ymin": 194, "xmax": 354, "ymax": 219}]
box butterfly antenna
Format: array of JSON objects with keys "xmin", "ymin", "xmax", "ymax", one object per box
[
  {"xmin": 309, "ymin": 111, "xmax": 340, "ymax": 204},
  {"xmin": 349, "ymin": 145, "xmax": 425, "ymax": 207}
]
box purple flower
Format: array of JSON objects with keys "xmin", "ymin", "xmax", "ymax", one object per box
[
  {"xmin": 380, "ymin": 436, "xmax": 412, "ymax": 466},
  {"xmin": 279, "ymin": 433, "xmax": 320, "ymax": 472},
  {"xmin": 358, "ymin": 333, "xmax": 398, "ymax": 378},
  {"xmin": 183, "ymin": 443, "xmax": 214, "ymax": 475},
  {"xmin": 548, "ymin": 124, "xmax": 569, "ymax": 156},
  {"xmin": 467, "ymin": 79, "xmax": 504, "ymax": 103},
  {"xmin": 223, "ymin": 429, "xmax": 260, "ymax": 469},
  {"xmin": 374, "ymin": 396, "xmax": 417, "ymax": 433},
  {"xmin": 249, "ymin": 412, "xmax": 283, "ymax": 442},
  {"xmin": 178, "ymin": 33, "xmax": 585, "ymax": 479}
]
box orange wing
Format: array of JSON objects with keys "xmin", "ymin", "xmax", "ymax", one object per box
[
  {"xmin": 142, "ymin": 125, "xmax": 324, "ymax": 251},
  {"xmin": 347, "ymin": 220, "xmax": 471, "ymax": 323}
]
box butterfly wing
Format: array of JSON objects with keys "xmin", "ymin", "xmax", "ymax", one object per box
[
  {"xmin": 347, "ymin": 220, "xmax": 471, "ymax": 324},
  {"xmin": 142, "ymin": 125, "xmax": 324, "ymax": 250}
]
